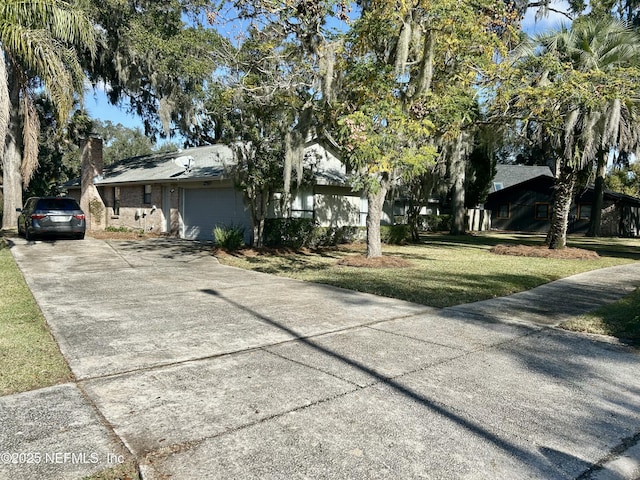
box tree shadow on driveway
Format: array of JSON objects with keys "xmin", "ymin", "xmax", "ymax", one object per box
[{"xmin": 198, "ymin": 287, "xmax": 640, "ymax": 479}]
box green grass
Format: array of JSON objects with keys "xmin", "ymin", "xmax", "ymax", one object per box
[
  {"xmin": 562, "ymin": 288, "xmax": 640, "ymax": 346},
  {"xmin": 0, "ymin": 238, "xmax": 72, "ymax": 396},
  {"xmin": 219, "ymin": 233, "xmax": 639, "ymax": 308},
  {"xmin": 82, "ymin": 459, "xmax": 140, "ymax": 480}
]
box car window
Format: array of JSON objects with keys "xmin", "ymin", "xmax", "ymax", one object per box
[
  {"xmin": 36, "ymin": 198, "xmax": 81, "ymax": 211},
  {"xmin": 25, "ymin": 198, "xmax": 37, "ymax": 210}
]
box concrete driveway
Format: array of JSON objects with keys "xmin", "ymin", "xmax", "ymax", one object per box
[{"xmin": 2, "ymin": 236, "xmax": 640, "ymax": 480}]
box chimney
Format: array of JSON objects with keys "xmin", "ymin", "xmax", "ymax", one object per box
[{"xmin": 80, "ymin": 137, "xmax": 106, "ymax": 231}]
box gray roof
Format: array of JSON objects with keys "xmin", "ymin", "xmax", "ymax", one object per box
[
  {"xmin": 490, "ymin": 164, "xmax": 554, "ymax": 193},
  {"xmin": 65, "ymin": 141, "xmax": 350, "ymax": 188},
  {"xmin": 96, "ymin": 144, "xmax": 234, "ymax": 185}
]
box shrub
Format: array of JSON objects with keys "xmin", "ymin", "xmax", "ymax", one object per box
[
  {"xmin": 263, "ymin": 219, "xmax": 366, "ymax": 248},
  {"xmin": 423, "ymin": 214, "xmax": 452, "ymax": 232},
  {"xmin": 263, "ymin": 218, "xmax": 316, "ymax": 248},
  {"xmin": 307, "ymin": 226, "xmax": 365, "ymax": 248},
  {"xmin": 105, "ymin": 226, "xmax": 135, "ymax": 233},
  {"xmin": 88, "ymin": 199, "xmax": 104, "ymax": 225},
  {"xmin": 213, "ymin": 224, "xmax": 245, "ymax": 250},
  {"xmin": 380, "ymin": 224, "xmax": 411, "ymax": 244}
]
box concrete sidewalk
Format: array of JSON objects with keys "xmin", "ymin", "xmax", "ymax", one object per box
[{"xmin": 1, "ymin": 236, "xmax": 640, "ymax": 480}]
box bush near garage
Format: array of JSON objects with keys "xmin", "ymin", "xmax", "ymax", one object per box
[{"xmin": 213, "ymin": 224, "xmax": 245, "ymax": 250}]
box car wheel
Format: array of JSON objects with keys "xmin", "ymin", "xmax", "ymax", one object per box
[
  {"xmin": 17, "ymin": 223, "xmax": 24, "ymax": 237},
  {"xmin": 25, "ymin": 228, "xmax": 34, "ymax": 241}
]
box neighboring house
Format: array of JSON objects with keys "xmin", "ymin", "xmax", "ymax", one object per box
[
  {"xmin": 485, "ymin": 165, "xmax": 640, "ymax": 237},
  {"xmin": 66, "ymin": 137, "xmax": 391, "ymax": 243},
  {"xmin": 489, "ymin": 164, "xmax": 555, "ymax": 193}
]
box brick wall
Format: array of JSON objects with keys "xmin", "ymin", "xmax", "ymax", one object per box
[{"xmin": 104, "ymin": 185, "xmax": 165, "ymax": 233}]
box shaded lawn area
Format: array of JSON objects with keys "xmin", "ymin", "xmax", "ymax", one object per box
[
  {"xmin": 0, "ymin": 238, "xmax": 72, "ymax": 396},
  {"xmin": 216, "ymin": 233, "xmax": 640, "ymax": 309},
  {"xmin": 562, "ymin": 288, "xmax": 640, "ymax": 346}
]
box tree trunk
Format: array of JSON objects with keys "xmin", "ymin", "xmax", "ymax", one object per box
[
  {"xmin": 254, "ymin": 217, "xmax": 265, "ymax": 248},
  {"xmin": 0, "ymin": 52, "xmax": 9, "ymax": 171},
  {"xmin": 250, "ymin": 188, "xmax": 269, "ymax": 248},
  {"xmin": 449, "ymin": 134, "xmax": 467, "ymax": 235},
  {"xmin": 546, "ymin": 167, "xmax": 576, "ymax": 249},
  {"xmin": 2, "ymin": 70, "xmax": 23, "ymax": 230},
  {"xmin": 366, "ymin": 175, "xmax": 390, "ymax": 258},
  {"xmin": 406, "ymin": 173, "xmax": 434, "ymax": 242},
  {"xmin": 587, "ymin": 149, "xmax": 607, "ymax": 237}
]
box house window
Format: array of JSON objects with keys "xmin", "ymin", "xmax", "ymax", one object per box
[
  {"xmin": 143, "ymin": 184, "xmax": 152, "ymax": 204},
  {"xmin": 578, "ymin": 204, "xmax": 591, "ymax": 220},
  {"xmin": 291, "ymin": 189, "xmax": 314, "ymax": 219},
  {"xmin": 493, "ymin": 182, "xmax": 504, "ymax": 191},
  {"xmin": 113, "ymin": 187, "xmax": 120, "ymax": 215},
  {"xmin": 534, "ymin": 203, "xmax": 550, "ymax": 220},
  {"xmin": 360, "ymin": 196, "xmax": 368, "ymax": 227},
  {"xmin": 393, "ymin": 199, "xmax": 406, "ymax": 217},
  {"xmin": 497, "ymin": 204, "xmax": 510, "ymax": 219}
]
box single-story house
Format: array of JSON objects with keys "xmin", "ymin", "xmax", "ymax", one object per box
[
  {"xmin": 489, "ymin": 164, "xmax": 555, "ymax": 193},
  {"xmin": 485, "ymin": 165, "xmax": 640, "ymax": 237},
  {"xmin": 66, "ymin": 137, "xmax": 396, "ymax": 243}
]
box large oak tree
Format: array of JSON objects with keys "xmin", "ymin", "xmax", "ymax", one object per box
[{"xmin": 329, "ymin": 0, "xmax": 514, "ymax": 255}]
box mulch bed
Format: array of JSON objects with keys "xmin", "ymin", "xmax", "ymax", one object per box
[
  {"xmin": 88, "ymin": 231, "xmax": 163, "ymax": 240},
  {"xmin": 337, "ymin": 255, "xmax": 413, "ymax": 268},
  {"xmin": 216, "ymin": 245, "xmax": 413, "ymax": 268},
  {"xmin": 490, "ymin": 244, "xmax": 600, "ymax": 260}
]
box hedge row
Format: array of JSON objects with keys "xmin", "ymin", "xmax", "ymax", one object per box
[{"xmin": 214, "ymin": 215, "xmax": 452, "ymax": 250}]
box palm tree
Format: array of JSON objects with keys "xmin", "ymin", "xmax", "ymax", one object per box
[
  {"xmin": 0, "ymin": 0, "xmax": 96, "ymax": 229},
  {"xmin": 540, "ymin": 17, "xmax": 640, "ymax": 238},
  {"xmin": 504, "ymin": 17, "xmax": 640, "ymax": 248}
]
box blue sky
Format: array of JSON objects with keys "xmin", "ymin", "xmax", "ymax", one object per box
[
  {"xmin": 84, "ymin": 1, "xmax": 572, "ymax": 144},
  {"xmin": 84, "ymin": 85, "xmax": 143, "ymax": 131}
]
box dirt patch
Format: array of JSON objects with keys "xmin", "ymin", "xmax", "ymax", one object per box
[
  {"xmin": 337, "ymin": 255, "xmax": 413, "ymax": 268},
  {"xmin": 214, "ymin": 246, "xmax": 305, "ymax": 258},
  {"xmin": 490, "ymin": 244, "xmax": 600, "ymax": 260},
  {"xmin": 88, "ymin": 230, "xmax": 163, "ymax": 241},
  {"xmin": 213, "ymin": 246, "xmax": 412, "ymax": 268}
]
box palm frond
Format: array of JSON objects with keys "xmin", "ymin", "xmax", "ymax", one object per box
[
  {"xmin": 0, "ymin": 0, "xmax": 97, "ymax": 121},
  {"xmin": 21, "ymin": 94, "xmax": 40, "ymax": 187}
]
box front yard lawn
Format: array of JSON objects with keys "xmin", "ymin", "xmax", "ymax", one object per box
[
  {"xmin": 217, "ymin": 233, "xmax": 640, "ymax": 345},
  {"xmin": 217, "ymin": 233, "xmax": 640, "ymax": 308},
  {"xmin": 562, "ymin": 288, "xmax": 640, "ymax": 346},
  {"xmin": 0, "ymin": 238, "xmax": 72, "ymax": 396}
]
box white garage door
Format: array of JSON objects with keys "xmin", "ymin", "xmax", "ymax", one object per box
[{"xmin": 182, "ymin": 188, "xmax": 251, "ymax": 242}]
